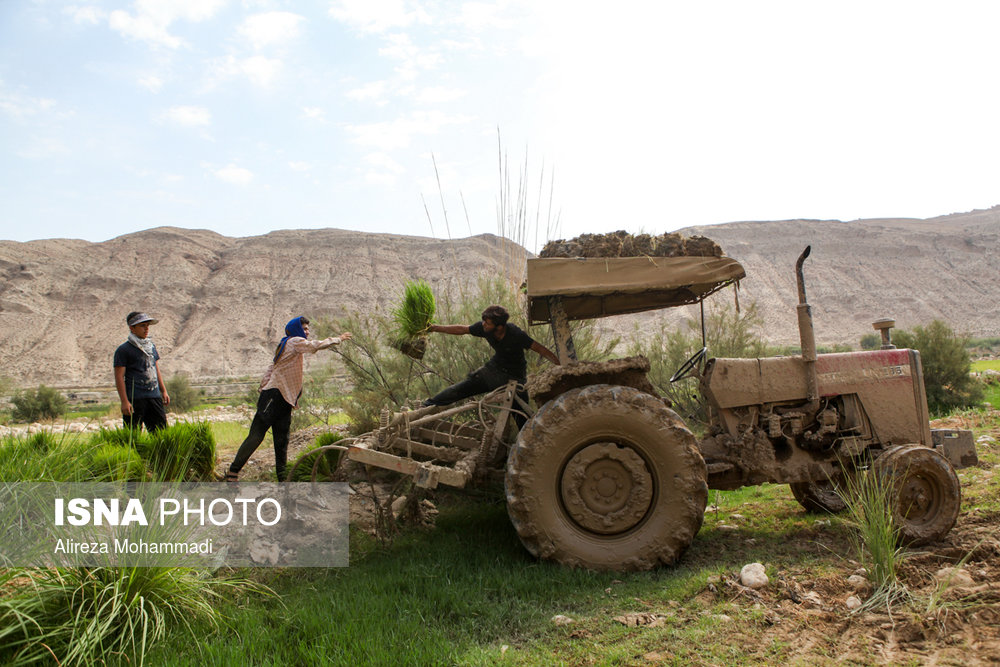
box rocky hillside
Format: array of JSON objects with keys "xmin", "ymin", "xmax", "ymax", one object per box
[
  {"xmin": 0, "ymin": 208, "xmax": 996, "ymax": 388},
  {"xmin": 0, "ymin": 228, "xmax": 527, "ymax": 386}
]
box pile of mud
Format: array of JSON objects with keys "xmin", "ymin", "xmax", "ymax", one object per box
[{"xmin": 539, "ymin": 230, "xmax": 723, "ymax": 258}]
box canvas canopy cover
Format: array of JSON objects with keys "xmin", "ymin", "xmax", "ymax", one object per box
[{"xmin": 525, "ymin": 256, "xmax": 745, "ymax": 324}]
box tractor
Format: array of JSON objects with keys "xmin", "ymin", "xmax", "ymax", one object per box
[{"xmin": 316, "ymin": 246, "xmax": 977, "ymax": 570}]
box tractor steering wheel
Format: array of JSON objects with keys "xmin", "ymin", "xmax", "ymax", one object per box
[{"xmin": 670, "ymin": 347, "xmax": 707, "ymax": 383}]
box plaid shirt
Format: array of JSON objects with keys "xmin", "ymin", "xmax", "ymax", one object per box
[{"xmin": 260, "ymin": 336, "xmax": 337, "ymax": 407}]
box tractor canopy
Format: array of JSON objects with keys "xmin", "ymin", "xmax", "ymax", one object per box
[{"xmin": 525, "ymin": 256, "xmax": 746, "ymax": 324}]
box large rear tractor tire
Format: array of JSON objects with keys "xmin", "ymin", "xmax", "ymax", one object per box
[
  {"xmin": 505, "ymin": 385, "xmax": 707, "ymax": 571},
  {"xmin": 873, "ymin": 444, "xmax": 961, "ymax": 546}
]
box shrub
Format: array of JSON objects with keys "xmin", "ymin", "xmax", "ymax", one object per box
[
  {"xmin": 165, "ymin": 373, "xmax": 202, "ymax": 413},
  {"xmin": 11, "ymin": 384, "xmax": 67, "ymax": 422},
  {"xmin": 860, "ymin": 333, "xmax": 881, "ymax": 350},
  {"xmin": 894, "ymin": 320, "xmax": 984, "ymax": 414}
]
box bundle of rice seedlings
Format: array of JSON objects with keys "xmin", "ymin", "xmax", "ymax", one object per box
[
  {"xmin": 391, "ymin": 280, "xmax": 435, "ymax": 359},
  {"xmin": 392, "ymin": 280, "xmax": 436, "ymax": 338}
]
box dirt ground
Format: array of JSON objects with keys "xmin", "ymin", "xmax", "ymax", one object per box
[
  {"xmin": 707, "ymin": 506, "xmax": 1000, "ymax": 665},
  {"xmin": 689, "ymin": 413, "xmax": 1000, "ymax": 665}
]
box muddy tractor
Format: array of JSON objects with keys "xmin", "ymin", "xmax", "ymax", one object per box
[{"xmin": 331, "ymin": 247, "xmax": 978, "ymax": 571}]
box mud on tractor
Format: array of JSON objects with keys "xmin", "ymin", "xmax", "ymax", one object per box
[{"xmin": 322, "ymin": 247, "xmax": 978, "ymax": 571}]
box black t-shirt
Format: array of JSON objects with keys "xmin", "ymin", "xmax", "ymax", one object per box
[
  {"xmin": 469, "ymin": 321, "xmax": 535, "ymax": 379},
  {"xmin": 113, "ymin": 341, "xmax": 162, "ymax": 400}
]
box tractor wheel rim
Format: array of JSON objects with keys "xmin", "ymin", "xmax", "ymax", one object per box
[
  {"xmin": 899, "ymin": 473, "xmax": 941, "ymax": 524},
  {"xmin": 560, "ymin": 442, "xmax": 653, "ymax": 535}
]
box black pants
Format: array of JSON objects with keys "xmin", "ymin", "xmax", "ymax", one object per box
[
  {"xmin": 229, "ymin": 389, "xmax": 293, "ymax": 481},
  {"xmin": 424, "ymin": 363, "xmax": 530, "ymax": 428},
  {"xmin": 123, "ymin": 396, "xmax": 167, "ymax": 432}
]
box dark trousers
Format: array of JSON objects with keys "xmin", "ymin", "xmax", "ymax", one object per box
[
  {"xmin": 425, "ymin": 363, "xmax": 530, "ymax": 428},
  {"xmin": 123, "ymin": 396, "xmax": 167, "ymax": 432},
  {"xmin": 230, "ymin": 389, "xmax": 293, "ymax": 481}
]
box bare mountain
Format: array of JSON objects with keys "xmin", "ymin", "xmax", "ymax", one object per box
[
  {"xmin": 0, "ymin": 228, "xmax": 527, "ymax": 387},
  {"xmin": 0, "ymin": 208, "xmax": 996, "ymax": 389}
]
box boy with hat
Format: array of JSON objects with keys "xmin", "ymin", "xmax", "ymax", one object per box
[{"xmin": 113, "ymin": 311, "xmax": 170, "ymax": 432}]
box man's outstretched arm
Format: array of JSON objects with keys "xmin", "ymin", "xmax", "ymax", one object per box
[{"xmin": 428, "ymin": 324, "xmax": 470, "ymax": 335}]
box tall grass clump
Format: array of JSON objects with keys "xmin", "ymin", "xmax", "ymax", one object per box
[
  {"xmin": 0, "ymin": 566, "xmax": 248, "ymax": 666},
  {"xmin": 838, "ymin": 467, "xmax": 910, "ymax": 611}
]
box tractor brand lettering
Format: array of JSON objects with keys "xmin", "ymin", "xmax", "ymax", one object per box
[{"xmin": 818, "ymin": 365, "xmax": 910, "ymax": 386}]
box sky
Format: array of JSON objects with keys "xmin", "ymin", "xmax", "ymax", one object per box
[{"xmin": 2, "ymin": 1, "xmax": 999, "ymax": 250}]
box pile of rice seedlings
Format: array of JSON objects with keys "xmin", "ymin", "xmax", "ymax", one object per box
[{"xmin": 287, "ymin": 432, "xmax": 345, "ymax": 481}]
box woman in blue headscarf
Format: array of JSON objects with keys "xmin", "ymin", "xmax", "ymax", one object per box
[{"xmin": 226, "ymin": 316, "xmax": 352, "ymax": 482}]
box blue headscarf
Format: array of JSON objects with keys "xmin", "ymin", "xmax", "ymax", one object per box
[{"xmin": 273, "ymin": 316, "xmax": 308, "ymax": 363}]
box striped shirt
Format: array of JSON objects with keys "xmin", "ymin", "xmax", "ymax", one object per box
[{"xmin": 260, "ymin": 336, "xmax": 339, "ymax": 407}]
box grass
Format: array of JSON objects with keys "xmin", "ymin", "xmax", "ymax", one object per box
[
  {"xmin": 138, "ymin": 482, "xmax": 858, "ymax": 666},
  {"xmin": 971, "ymin": 359, "xmax": 1000, "ymax": 372}
]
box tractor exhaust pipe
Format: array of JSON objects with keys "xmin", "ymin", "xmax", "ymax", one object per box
[{"xmin": 795, "ymin": 246, "xmax": 819, "ymax": 408}]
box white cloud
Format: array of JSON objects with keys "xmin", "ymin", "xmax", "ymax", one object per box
[
  {"xmin": 239, "ymin": 12, "xmax": 304, "ymax": 50},
  {"xmin": 328, "ymin": 0, "xmax": 431, "ymax": 34},
  {"xmin": 378, "ymin": 32, "xmax": 441, "ymax": 74},
  {"xmin": 362, "ymin": 152, "xmax": 405, "ymax": 185},
  {"xmin": 345, "ymin": 110, "xmax": 472, "ymax": 151},
  {"xmin": 302, "ymin": 107, "xmax": 325, "ymax": 120},
  {"xmin": 345, "ymin": 81, "xmax": 388, "ymax": 104},
  {"xmin": 213, "ymin": 164, "xmax": 254, "ymax": 185},
  {"xmin": 414, "ymin": 86, "xmax": 464, "ymax": 104},
  {"xmin": 162, "ymin": 105, "xmax": 211, "ymax": 126},
  {"xmin": 210, "ymin": 55, "xmax": 283, "ymax": 87},
  {"xmin": 66, "ymin": 5, "xmax": 105, "ymax": 25},
  {"xmin": 288, "ymin": 161, "xmax": 311, "ymax": 171},
  {"xmin": 109, "ymin": 0, "xmax": 228, "ymax": 49},
  {"xmin": 138, "ymin": 75, "xmax": 164, "ymax": 92},
  {"xmin": 0, "ymin": 89, "xmax": 57, "ymax": 119},
  {"xmin": 16, "ymin": 136, "xmax": 69, "ymax": 160}
]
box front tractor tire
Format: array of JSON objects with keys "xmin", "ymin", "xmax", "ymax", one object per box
[
  {"xmin": 505, "ymin": 384, "xmax": 707, "ymax": 571},
  {"xmin": 873, "ymin": 444, "xmax": 962, "ymax": 546},
  {"xmin": 789, "ymin": 474, "xmax": 851, "ymax": 514}
]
